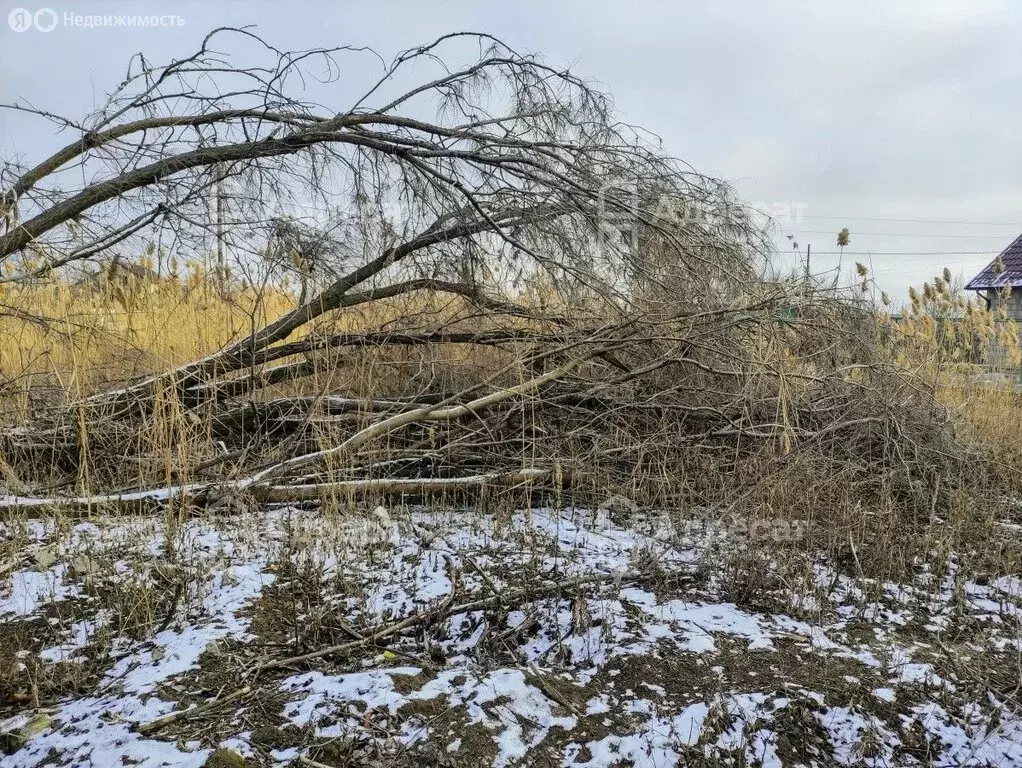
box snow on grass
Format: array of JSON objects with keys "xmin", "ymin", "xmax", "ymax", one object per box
[
  {"xmin": 818, "ymin": 706, "xmax": 900, "ymax": 766},
  {"xmin": 280, "ymin": 667, "xmax": 422, "ymax": 739},
  {"xmin": 620, "ymin": 587, "xmax": 783, "ymax": 652},
  {"xmin": 39, "ymin": 611, "xmax": 110, "ymax": 663},
  {"xmin": 909, "ymin": 701, "xmax": 1022, "ymax": 767},
  {"xmin": 281, "ymin": 665, "xmax": 578, "ymax": 766},
  {"xmin": 0, "ymin": 563, "xmax": 79, "ymax": 617},
  {"xmin": 5, "ymin": 518, "xmax": 274, "ymax": 768},
  {"xmin": 420, "ymin": 667, "xmax": 577, "ymax": 766},
  {"xmin": 3, "ymin": 505, "xmax": 1022, "ymax": 766},
  {"xmin": 565, "ymin": 700, "xmax": 708, "ymax": 767}
]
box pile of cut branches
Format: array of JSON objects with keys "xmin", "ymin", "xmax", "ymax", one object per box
[{"xmin": 0, "ymin": 30, "xmax": 973, "ymax": 528}]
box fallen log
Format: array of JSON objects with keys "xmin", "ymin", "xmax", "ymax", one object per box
[
  {"xmin": 0, "ymin": 484, "xmax": 206, "ymax": 514},
  {"xmin": 0, "ymin": 468, "xmax": 551, "ymax": 514},
  {"xmin": 255, "ymin": 468, "xmax": 549, "ymax": 502}
]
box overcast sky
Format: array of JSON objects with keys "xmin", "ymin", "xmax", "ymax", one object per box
[{"xmin": 2, "ymin": 0, "xmax": 1020, "ymax": 305}]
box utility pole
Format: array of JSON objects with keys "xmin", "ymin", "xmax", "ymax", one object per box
[{"xmin": 804, "ymin": 243, "xmax": 811, "ymax": 282}]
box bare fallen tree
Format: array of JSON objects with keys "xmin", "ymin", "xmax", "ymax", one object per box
[{"xmin": 0, "ymin": 29, "xmax": 966, "ymax": 526}]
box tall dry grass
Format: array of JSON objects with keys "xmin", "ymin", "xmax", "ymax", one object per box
[
  {"xmin": 0, "ymin": 260, "xmax": 531, "ymax": 408},
  {"xmin": 0, "ymin": 263, "xmax": 293, "ymax": 405}
]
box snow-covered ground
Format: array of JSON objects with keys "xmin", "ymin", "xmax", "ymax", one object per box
[{"xmin": 1, "ymin": 505, "xmax": 1021, "ymax": 767}]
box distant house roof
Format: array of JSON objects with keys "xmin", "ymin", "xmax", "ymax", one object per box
[{"xmin": 966, "ymin": 232, "xmax": 1022, "ymax": 290}]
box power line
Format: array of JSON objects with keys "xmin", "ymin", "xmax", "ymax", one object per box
[
  {"xmin": 756, "ymin": 212, "xmax": 1022, "ymax": 227},
  {"xmin": 870, "ymin": 265, "xmax": 989, "ymax": 273},
  {"xmin": 783, "ymin": 230, "xmax": 1014, "ymax": 239},
  {"xmin": 787, "ymin": 249, "xmax": 1000, "ymax": 256}
]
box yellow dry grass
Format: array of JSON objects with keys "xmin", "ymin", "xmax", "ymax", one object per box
[
  {"xmin": 0, "ymin": 262, "xmax": 555, "ymax": 416},
  {"xmin": 0, "ymin": 270, "xmax": 290, "ymax": 381}
]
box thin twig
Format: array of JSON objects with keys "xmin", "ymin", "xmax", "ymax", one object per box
[{"xmin": 135, "ymin": 685, "xmax": 251, "ymax": 736}]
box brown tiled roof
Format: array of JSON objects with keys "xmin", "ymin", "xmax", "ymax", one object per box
[{"xmin": 966, "ymin": 233, "xmax": 1022, "ymax": 290}]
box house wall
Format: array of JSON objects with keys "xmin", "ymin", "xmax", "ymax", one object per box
[{"xmin": 987, "ymin": 288, "xmax": 1022, "ymax": 319}]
